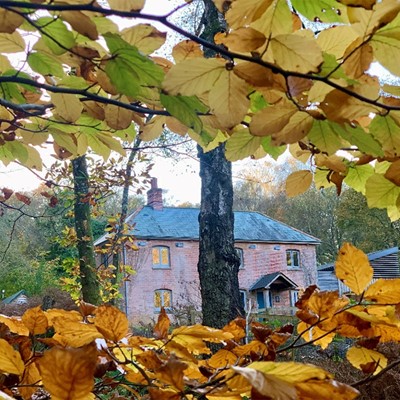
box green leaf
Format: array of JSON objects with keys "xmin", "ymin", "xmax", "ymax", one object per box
[
  {"xmin": 250, "ymin": 91, "xmax": 268, "ymax": 113},
  {"xmin": 307, "ymin": 120, "xmax": 345, "ymax": 155},
  {"xmin": 291, "ymin": 0, "xmax": 347, "ymax": 23},
  {"xmin": 57, "ymin": 75, "xmax": 90, "ymax": 89},
  {"xmin": 344, "ymin": 164, "xmax": 374, "ymax": 194},
  {"xmin": 103, "ymin": 32, "xmax": 132, "ymax": 52},
  {"xmin": 92, "ymin": 17, "xmax": 119, "ymax": 34},
  {"xmin": 365, "ymin": 174, "xmax": 400, "ymax": 209},
  {"xmin": 225, "ymin": 128, "xmax": 262, "ymax": 161},
  {"xmin": 160, "ymin": 94, "xmax": 207, "ymax": 134},
  {"xmin": 1, "ymin": 141, "xmax": 29, "ymax": 165},
  {"xmin": 370, "ymin": 115, "xmax": 400, "ymax": 157},
  {"xmin": 261, "ymin": 137, "xmax": 286, "ymax": 160},
  {"xmin": 340, "ymin": 124, "xmax": 384, "ymax": 157},
  {"xmin": 28, "ymin": 52, "xmax": 64, "ymax": 77},
  {"xmin": 36, "ymin": 17, "xmax": 75, "ymax": 55},
  {"xmin": 319, "ymin": 53, "xmax": 355, "ymax": 81}
]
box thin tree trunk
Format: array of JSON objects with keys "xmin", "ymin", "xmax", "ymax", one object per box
[
  {"xmin": 72, "ymin": 155, "xmax": 101, "ymax": 305},
  {"xmin": 197, "ymin": 0, "xmax": 242, "ymax": 328}
]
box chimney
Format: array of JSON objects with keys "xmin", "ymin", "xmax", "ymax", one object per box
[{"xmin": 147, "ymin": 178, "xmax": 163, "ymax": 210}]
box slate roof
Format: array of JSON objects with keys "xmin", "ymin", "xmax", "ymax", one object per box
[
  {"xmin": 95, "ymin": 206, "xmax": 319, "ymax": 245},
  {"xmin": 318, "ymin": 247, "xmax": 399, "ymax": 272},
  {"xmin": 250, "ymin": 272, "xmax": 298, "ymax": 291},
  {"xmin": 2, "ymin": 290, "xmax": 27, "ymax": 304}
]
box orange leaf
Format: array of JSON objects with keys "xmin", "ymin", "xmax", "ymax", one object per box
[
  {"xmin": 153, "ymin": 307, "xmax": 170, "ymax": 340},
  {"xmin": 0, "ymin": 338, "xmax": 25, "ymax": 375},
  {"xmin": 154, "ymin": 355, "xmax": 188, "ymax": 391},
  {"xmin": 94, "ymin": 304, "xmax": 129, "ymax": 342},
  {"xmin": 22, "ymin": 306, "xmax": 48, "ymax": 335},
  {"xmin": 38, "ymin": 343, "xmax": 98, "ymax": 400}
]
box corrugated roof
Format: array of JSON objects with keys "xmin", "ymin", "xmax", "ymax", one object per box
[
  {"xmin": 2, "ymin": 290, "xmax": 27, "ymax": 304},
  {"xmin": 95, "ymin": 206, "xmax": 320, "ymax": 245},
  {"xmin": 250, "ymin": 272, "xmax": 298, "ymax": 291},
  {"xmin": 318, "ymin": 247, "xmax": 399, "ymax": 271}
]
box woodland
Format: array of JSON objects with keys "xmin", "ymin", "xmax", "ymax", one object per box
[{"xmin": 2, "ymin": 0, "xmax": 400, "ymax": 399}]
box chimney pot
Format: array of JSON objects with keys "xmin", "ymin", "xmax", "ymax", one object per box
[{"xmin": 147, "ymin": 178, "xmax": 163, "ymax": 210}]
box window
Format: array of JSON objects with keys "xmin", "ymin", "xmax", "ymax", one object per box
[
  {"xmin": 286, "ymin": 249, "xmax": 300, "ymax": 268},
  {"xmin": 154, "ymin": 289, "xmax": 172, "ymax": 311},
  {"xmin": 236, "ymin": 248, "xmax": 244, "ymax": 269},
  {"xmin": 274, "ymin": 295, "xmax": 281, "ymax": 303},
  {"xmin": 152, "ymin": 246, "xmax": 170, "ymax": 268},
  {"xmin": 291, "ymin": 290, "xmax": 299, "ymax": 307},
  {"xmin": 239, "ymin": 290, "xmax": 247, "ymax": 311}
]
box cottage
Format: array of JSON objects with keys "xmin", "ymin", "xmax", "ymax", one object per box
[
  {"xmin": 1, "ymin": 290, "xmax": 28, "ymax": 305},
  {"xmin": 318, "ymin": 247, "xmax": 400, "ymax": 294},
  {"xmin": 96, "ymin": 179, "xmax": 320, "ymax": 323}
]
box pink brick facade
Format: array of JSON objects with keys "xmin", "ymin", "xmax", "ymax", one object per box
[{"xmin": 124, "ymin": 239, "xmax": 317, "ymax": 324}]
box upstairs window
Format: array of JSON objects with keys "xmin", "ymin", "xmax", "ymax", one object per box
[
  {"xmin": 152, "ymin": 246, "xmax": 170, "ymax": 269},
  {"xmin": 236, "ymin": 248, "xmax": 244, "ymax": 269},
  {"xmin": 240, "ymin": 290, "xmax": 247, "ymax": 311},
  {"xmin": 286, "ymin": 249, "xmax": 300, "ymax": 268},
  {"xmin": 154, "ymin": 289, "xmax": 172, "ymax": 312}
]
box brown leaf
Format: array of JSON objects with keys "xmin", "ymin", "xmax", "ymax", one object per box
[
  {"xmin": 2, "ymin": 188, "xmax": 13, "ymax": 200},
  {"xmin": 60, "ymin": 11, "xmax": 98, "ymax": 40},
  {"xmin": 94, "ymin": 304, "xmax": 129, "ymax": 342},
  {"xmin": 135, "ymin": 350, "xmax": 163, "ymax": 371},
  {"xmin": 38, "ymin": 343, "xmax": 98, "ymax": 400},
  {"xmin": 251, "ymin": 322, "xmax": 272, "ymax": 343},
  {"xmin": 15, "ymin": 192, "xmax": 31, "ymax": 205},
  {"xmin": 155, "ymin": 355, "xmax": 188, "ymax": 391},
  {"xmin": 148, "ymin": 388, "xmax": 181, "ymax": 400},
  {"xmin": 153, "ymin": 307, "xmax": 170, "ymax": 340},
  {"xmin": 172, "ymin": 40, "xmax": 203, "ymax": 62}
]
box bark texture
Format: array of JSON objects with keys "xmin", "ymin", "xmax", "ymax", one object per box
[
  {"xmin": 72, "ymin": 155, "xmax": 101, "ymax": 305},
  {"xmin": 197, "ymin": 0, "xmax": 242, "ymax": 328},
  {"xmin": 198, "ymin": 145, "xmax": 242, "ymax": 328}
]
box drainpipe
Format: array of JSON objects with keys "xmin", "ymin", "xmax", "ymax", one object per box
[{"xmin": 122, "ymin": 244, "xmax": 128, "ymax": 316}]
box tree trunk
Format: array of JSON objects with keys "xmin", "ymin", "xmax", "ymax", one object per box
[
  {"xmin": 197, "ymin": 0, "xmax": 242, "ymax": 329},
  {"xmin": 72, "ymin": 155, "xmax": 101, "ymax": 305}
]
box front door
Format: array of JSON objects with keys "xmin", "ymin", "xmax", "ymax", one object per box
[{"xmin": 257, "ymin": 291, "xmax": 265, "ymax": 309}]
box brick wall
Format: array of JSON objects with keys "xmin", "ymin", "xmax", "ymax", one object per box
[{"xmin": 124, "ymin": 240, "xmax": 317, "ymax": 324}]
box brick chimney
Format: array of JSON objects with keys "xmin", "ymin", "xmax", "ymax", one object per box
[{"xmin": 147, "ymin": 178, "xmax": 163, "ymax": 210}]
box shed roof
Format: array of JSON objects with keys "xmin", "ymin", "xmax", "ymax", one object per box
[
  {"xmin": 318, "ymin": 247, "xmax": 399, "ymax": 272},
  {"xmin": 250, "ymin": 272, "xmax": 298, "ymax": 291},
  {"xmin": 2, "ymin": 290, "xmax": 27, "ymax": 304},
  {"xmin": 95, "ymin": 206, "xmax": 320, "ymax": 245}
]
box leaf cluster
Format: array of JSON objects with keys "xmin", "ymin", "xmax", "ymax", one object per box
[
  {"xmin": 2, "ymin": 1, "xmax": 400, "ymax": 217},
  {"xmin": 1, "ymin": 243, "xmax": 400, "ymax": 399}
]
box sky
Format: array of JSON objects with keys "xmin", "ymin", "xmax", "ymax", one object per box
[{"xmin": 0, "ymin": 0, "xmax": 207, "ymax": 205}]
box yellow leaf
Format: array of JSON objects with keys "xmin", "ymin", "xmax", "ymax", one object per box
[
  {"xmin": 208, "ymin": 349, "xmax": 238, "ymax": 369},
  {"xmin": 20, "ymin": 362, "xmax": 41, "ymax": 400},
  {"xmin": 0, "ymin": 315, "xmax": 29, "ymax": 336},
  {"xmin": 208, "ymin": 70, "xmax": 249, "ymax": 129},
  {"xmin": 364, "ymin": 278, "xmax": 400, "ymax": 303},
  {"xmin": 250, "ymin": 103, "xmax": 298, "ymax": 137},
  {"xmin": 163, "ymin": 58, "xmax": 225, "ymax": 97},
  {"xmin": 0, "ymin": 31, "xmax": 25, "ymax": 53},
  {"xmin": 172, "ymin": 40, "xmax": 203, "ymax": 62},
  {"xmin": 121, "ymin": 24, "xmax": 166, "ymax": 54},
  {"xmin": 215, "ymin": 28, "xmax": 266, "ymax": 52},
  {"xmin": 140, "ymin": 115, "xmax": 166, "ymax": 141},
  {"xmin": 105, "ymin": 99, "xmax": 134, "ymax": 130},
  {"xmin": 22, "ymin": 306, "xmax": 48, "ymax": 335},
  {"xmin": 347, "ymin": 347, "xmax": 387, "ymax": 375},
  {"xmin": 52, "ymin": 318, "xmax": 103, "ymax": 347},
  {"xmin": 0, "ymin": 338, "xmax": 25, "ymax": 375},
  {"xmin": 225, "ymin": 0, "xmax": 273, "ymax": 29},
  {"xmin": 51, "ymin": 93, "xmax": 83, "ymax": 123},
  {"xmin": 38, "ymin": 344, "xmax": 97, "ymax": 400},
  {"xmin": 297, "ymin": 322, "xmax": 335, "ymax": 350},
  {"xmin": 335, "ymin": 243, "xmax": 374, "ymax": 295},
  {"xmin": 23, "ymin": 145, "xmax": 43, "ymax": 171},
  {"xmin": 285, "ymin": 170, "xmax": 313, "ymax": 197},
  {"xmin": 271, "ymin": 111, "xmax": 313, "ymax": 145},
  {"xmin": 271, "ymin": 33, "xmax": 323, "ymax": 73},
  {"xmin": 316, "ymin": 26, "xmax": 359, "ymax": 58},
  {"xmin": 95, "ymin": 304, "xmax": 129, "ymax": 342},
  {"xmin": 296, "ymin": 379, "xmax": 359, "ymax": 400},
  {"xmin": 108, "ymin": 0, "xmax": 144, "ymax": 11},
  {"xmin": 342, "ymin": 40, "xmax": 373, "ymax": 79},
  {"xmin": 60, "ymin": 11, "xmax": 98, "ymax": 40},
  {"xmin": 0, "ymin": 9, "xmax": 23, "ymax": 33},
  {"xmin": 366, "ymin": 173, "xmax": 400, "ymax": 209}
]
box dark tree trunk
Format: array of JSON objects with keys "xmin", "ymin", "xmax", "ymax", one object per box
[
  {"xmin": 72, "ymin": 155, "xmax": 101, "ymax": 305},
  {"xmin": 198, "ymin": 145, "xmax": 242, "ymax": 328},
  {"xmin": 197, "ymin": 0, "xmax": 242, "ymax": 328}
]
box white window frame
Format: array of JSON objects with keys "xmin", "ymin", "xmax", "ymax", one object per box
[
  {"xmin": 286, "ymin": 249, "xmax": 300, "ymax": 269},
  {"xmin": 236, "ymin": 247, "xmax": 245, "ymax": 269},
  {"xmin": 152, "ymin": 246, "xmax": 170, "ymax": 269},
  {"xmin": 154, "ymin": 289, "xmax": 172, "ymax": 312}
]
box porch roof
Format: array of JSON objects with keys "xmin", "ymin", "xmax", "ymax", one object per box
[{"xmin": 250, "ymin": 272, "xmax": 298, "ymax": 291}]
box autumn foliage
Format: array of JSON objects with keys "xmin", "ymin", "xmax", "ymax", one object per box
[{"xmin": 1, "ymin": 243, "xmax": 400, "ymax": 399}]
